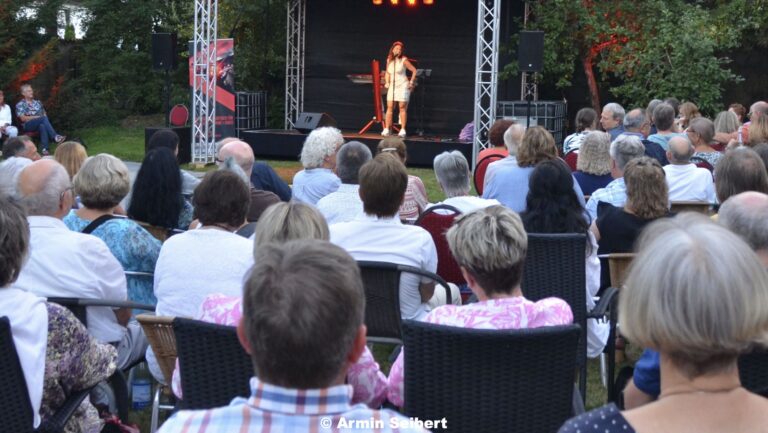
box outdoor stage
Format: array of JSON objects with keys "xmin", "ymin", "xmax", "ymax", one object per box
[{"xmin": 240, "ymin": 129, "xmax": 472, "ymax": 168}]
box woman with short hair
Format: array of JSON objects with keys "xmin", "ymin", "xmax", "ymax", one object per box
[
  {"xmin": 64, "ymin": 154, "xmax": 161, "ymax": 305},
  {"xmin": 572, "ymin": 131, "xmax": 614, "ymax": 195},
  {"xmin": 429, "ymin": 150, "xmax": 499, "ymax": 213},
  {"xmin": 559, "ymin": 214, "xmax": 768, "ymax": 433},
  {"xmin": 292, "ymin": 127, "xmax": 343, "ymax": 204},
  {"xmin": 377, "ymin": 137, "xmax": 428, "ymax": 220}
]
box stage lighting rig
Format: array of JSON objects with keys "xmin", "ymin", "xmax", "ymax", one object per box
[{"xmin": 373, "ymin": 0, "xmax": 434, "ymax": 5}]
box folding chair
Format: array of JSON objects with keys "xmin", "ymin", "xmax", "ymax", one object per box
[
  {"xmin": 473, "ymin": 153, "xmax": 504, "ymax": 196},
  {"xmin": 415, "ymin": 204, "xmax": 466, "ymax": 291},
  {"xmin": 136, "ymin": 314, "xmax": 176, "ymax": 433}
]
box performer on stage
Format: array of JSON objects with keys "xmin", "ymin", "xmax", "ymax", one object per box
[{"xmin": 382, "ymin": 41, "xmax": 418, "ymax": 138}]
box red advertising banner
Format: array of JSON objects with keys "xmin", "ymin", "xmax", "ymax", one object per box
[{"xmin": 189, "ymin": 38, "xmax": 236, "ymax": 140}]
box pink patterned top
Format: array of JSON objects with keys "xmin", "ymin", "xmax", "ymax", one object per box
[
  {"xmin": 171, "ymin": 294, "xmax": 389, "ymax": 408},
  {"xmin": 386, "ymin": 295, "xmax": 573, "ymax": 407},
  {"xmin": 399, "ymin": 175, "xmax": 429, "ymax": 220}
]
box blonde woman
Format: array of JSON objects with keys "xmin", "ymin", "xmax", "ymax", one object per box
[{"xmin": 54, "ymin": 141, "xmax": 87, "ymax": 180}]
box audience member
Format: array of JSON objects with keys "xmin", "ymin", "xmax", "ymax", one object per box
[
  {"xmin": 388, "ymin": 206, "xmax": 573, "ymax": 406},
  {"xmin": 292, "ymin": 127, "xmax": 343, "ymax": 204},
  {"xmin": 317, "ymin": 141, "xmax": 372, "ymax": 224},
  {"xmin": 63, "ymin": 154, "xmax": 161, "ymax": 306},
  {"xmin": 13, "ymin": 159, "xmax": 145, "ymax": 370},
  {"xmin": 216, "ymin": 137, "xmax": 292, "ymax": 201},
  {"xmin": 738, "ymin": 100, "xmax": 768, "ymax": 145},
  {"xmin": 752, "ymin": 143, "xmax": 768, "ymax": 174},
  {"xmin": 620, "ymin": 108, "xmax": 668, "ymax": 165},
  {"xmin": 714, "ymin": 110, "xmax": 741, "ymax": 146},
  {"xmin": 601, "ymin": 102, "xmax": 626, "ymax": 141},
  {"xmin": 483, "ymin": 126, "xmax": 585, "ymax": 212},
  {"xmin": 147, "ymin": 128, "xmax": 200, "ymax": 197},
  {"xmin": 217, "ymin": 140, "xmax": 280, "ymax": 222},
  {"xmin": 331, "ymin": 153, "xmax": 459, "ymax": 321},
  {"xmin": 647, "ymin": 103, "xmax": 683, "ymax": 150},
  {"xmin": 128, "ymin": 147, "xmax": 193, "ymax": 230},
  {"xmin": 645, "ymin": 99, "xmax": 662, "ymax": 135},
  {"xmin": 687, "ymin": 117, "xmax": 723, "ymax": 168},
  {"xmin": 483, "ymin": 123, "xmax": 526, "ymax": 186},
  {"xmin": 15, "ymin": 84, "xmax": 65, "ymax": 155},
  {"xmin": 563, "ymin": 107, "xmax": 598, "ymax": 154},
  {"xmin": 663, "ymin": 97, "xmax": 681, "ymax": 120},
  {"xmin": 54, "ymin": 141, "xmax": 87, "ymax": 180},
  {"xmin": 428, "ymin": 150, "xmax": 499, "ymax": 213},
  {"xmin": 377, "ymin": 137, "xmax": 428, "ymax": 220},
  {"xmin": 561, "ymin": 214, "xmax": 768, "ymax": 433},
  {"xmin": 677, "ymin": 101, "xmax": 701, "ymax": 130},
  {"xmin": 2, "ymin": 136, "xmax": 40, "ymax": 161},
  {"xmin": 748, "ymin": 113, "xmax": 768, "ymax": 147},
  {"xmin": 0, "ymin": 156, "xmax": 32, "ymax": 197},
  {"xmin": 573, "ymin": 131, "xmax": 614, "ymax": 196},
  {"xmin": 0, "ymin": 196, "xmax": 117, "ymax": 433},
  {"xmin": 149, "ymin": 170, "xmax": 254, "ymax": 383},
  {"xmin": 730, "ymin": 102, "xmax": 747, "ymax": 124},
  {"xmin": 477, "ymin": 119, "xmax": 514, "ymax": 160},
  {"xmin": 584, "ymin": 134, "xmax": 646, "ymax": 220},
  {"xmin": 0, "ymin": 90, "xmax": 18, "ymax": 139},
  {"xmin": 158, "ymin": 240, "xmax": 429, "ymax": 433},
  {"xmin": 714, "ymin": 147, "xmax": 768, "ymax": 204},
  {"xmin": 521, "ymin": 159, "xmax": 608, "ymax": 357},
  {"xmin": 593, "ymin": 157, "xmax": 670, "ymax": 288},
  {"xmin": 663, "ymin": 136, "xmax": 715, "ymax": 202}
]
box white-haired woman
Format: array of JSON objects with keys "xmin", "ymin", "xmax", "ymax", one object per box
[
  {"xmin": 572, "ymin": 131, "xmax": 613, "ymax": 196},
  {"xmin": 428, "ymin": 150, "xmax": 499, "ymax": 213},
  {"xmin": 292, "ymin": 126, "xmax": 343, "ymax": 204},
  {"xmin": 559, "ymin": 214, "xmax": 768, "ymax": 433}
]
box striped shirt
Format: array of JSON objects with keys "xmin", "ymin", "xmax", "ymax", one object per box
[{"xmin": 158, "ymin": 377, "xmax": 431, "ymax": 433}]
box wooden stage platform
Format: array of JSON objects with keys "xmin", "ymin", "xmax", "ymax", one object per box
[{"xmin": 240, "ymin": 129, "xmax": 473, "ymax": 168}]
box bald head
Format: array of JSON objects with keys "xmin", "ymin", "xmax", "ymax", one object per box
[
  {"xmin": 667, "ymin": 135, "xmax": 694, "ymax": 164},
  {"xmin": 719, "ymin": 192, "xmax": 768, "ymax": 262},
  {"xmin": 218, "ymin": 140, "xmax": 255, "ymax": 176},
  {"xmin": 18, "ymin": 159, "xmax": 72, "ymax": 218},
  {"xmin": 751, "ymin": 101, "xmax": 768, "ymax": 121},
  {"xmin": 503, "ymin": 124, "xmax": 526, "ymax": 155}
]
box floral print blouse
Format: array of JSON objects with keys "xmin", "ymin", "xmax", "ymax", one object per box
[{"xmin": 42, "ymin": 303, "xmax": 117, "ymax": 433}]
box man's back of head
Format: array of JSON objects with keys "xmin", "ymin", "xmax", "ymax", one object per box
[
  {"xmin": 667, "ymin": 136, "xmax": 694, "ymax": 165},
  {"xmin": 653, "ymin": 103, "xmax": 676, "ymax": 132},
  {"xmin": 241, "ymin": 239, "xmax": 365, "ymax": 389},
  {"xmin": 609, "ymin": 134, "xmax": 646, "ymax": 175},
  {"xmin": 17, "ymin": 159, "xmax": 72, "ymax": 218},
  {"xmin": 623, "ymin": 108, "xmax": 647, "ymax": 134},
  {"xmin": 750, "ymin": 101, "xmax": 768, "ymax": 121},
  {"xmin": 2, "ymin": 137, "xmax": 27, "ymax": 160},
  {"xmin": 218, "ymin": 140, "xmax": 256, "ymax": 176},
  {"xmin": 358, "ymin": 153, "xmax": 408, "ymax": 217},
  {"xmin": 336, "ymin": 141, "xmax": 372, "ymax": 185},
  {"xmin": 719, "ymin": 191, "xmax": 768, "ymax": 265},
  {"xmin": 503, "ymin": 124, "xmax": 526, "ymax": 156},
  {"xmin": 147, "ymin": 129, "xmax": 180, "ymax": 154}
]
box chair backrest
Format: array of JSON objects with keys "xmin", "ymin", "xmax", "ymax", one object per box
[
  {"xmin": 415, "ymin": 204, "xmax": 465, "ymax": 286},
  {"xmin": 739, "ymin": 347, "xmax": 768, "ymax": 397},
  {"xmin": 137, "ymin": 314, "xmax": 176, "ymax": 385},
  {"xmin": 403, "ymin": 320, "xmax": 580, "ymax": 433},
  {"xmin": 670, "ymin": 200, "xmax": 712, "ymax": 215},
  {"xmin": 173, "ymin": 318, "xmax": 253, "ymax": 410},
  {"xmin": 600, "ymin": 253, "xmax": 636, "ymax": 289},
  {"xmin": 47, "ymin": 297, "xmax": 88, "ymax": 325},
  {"xmin": 357, "ymin": 260, "xmax": 449, "ymax": 345},
  {"xmin": 0, "ymin": 317, "xmax": 36, "ymax": 433},
  {"xmin": 564, "ymin": 151, "xmax": 579, "ymax": 171},
  {"xmin": 134, "ymin": 220, "xmax": 185, "ymax": 243},
  {"xmin": 169, "ymin": 104, "xmax": 189, "ymax": 127},
  {"xmin": 521, "ymin": 233, "xmax": 587, "ymax": 364},
  {"xmin": 473, "ymin": 154, "xmax": 504, "ymax": 196}
]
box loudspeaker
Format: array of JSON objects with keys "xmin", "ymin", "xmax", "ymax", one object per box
[
  {"xmin": 518, "ymin": 31, "xmax": 545, "ymax": 73},
  {"xmin": 294, "ymin": 112, "xmax": 337, "ymax": 133},
  {"xmin": 152, "ymin": 33, "xmax": 178, "ymax": 71}
]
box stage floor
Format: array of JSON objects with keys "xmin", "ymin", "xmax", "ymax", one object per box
[{"xmin": 240, "ymin": 129, "xmax": 473, "ymax": 168}]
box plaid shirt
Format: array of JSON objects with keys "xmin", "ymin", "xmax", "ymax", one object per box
[
  {"xmin": 157, "ymin": 377, "xmax": 431, "ymax": 433},
  {"xmin": 585, "ymin": 177, "xmax": 626, "ymax": 221}
]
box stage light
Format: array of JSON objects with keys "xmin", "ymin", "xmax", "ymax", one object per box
[
  {"xmin": 373, "ymin": 0, "xmax": 383, "ymax": 4},
  {"xmin": 406, "ymin": 0, "xmax": 417, "ymax": 5},
  {"xmin": 389, "ymin": 0, "xmax": 398, "ymax": 5},
  {"xmin": 423, "ymin": 0, "xmax": 434, "ymax": 4}
]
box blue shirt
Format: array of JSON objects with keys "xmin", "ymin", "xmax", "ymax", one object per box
[
  {"xmin": 573, "ymin": 172, "xmax": 613, "ymax": 196},
  {"xmin": 607, "ymin": 126, "xmax": 625, "ymax": 142},
  {"xmin": 647, "ymin": 132, "xmax": 684, "ymax": 151},
  {"xmin": 633, "ymin": 348, "xmax": 661, "ymax": 397},
  {"xmin": 292, "ymin": 168, "xmax": 341, "ymax": 205},
  {"xmin": 585, "ymin": 177, "xmax": 626, "ymax": 221},
  {"xmin": 251, "ymin": 162, "xmax": 292, "ymax": 201},
  {"xmin": 63, "ymin": 211, "xmax": 161, "ymax": 306},
  {"xmin": 483, "ymin": 164, "xmax": 586, "ymax": 213}
]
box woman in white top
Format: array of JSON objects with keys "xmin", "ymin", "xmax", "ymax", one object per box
[
  {"xmin": 0, "ymin": 90, "xmax": 18, "ymax": 138},
  {"xmin": 382, "ymin": 41, "xmax": 418, "ymax": 138}
]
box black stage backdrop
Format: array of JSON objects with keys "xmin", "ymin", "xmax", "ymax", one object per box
[{"xmin": 304, "ymin": 0, "xmax": 478, "ymax": 136}]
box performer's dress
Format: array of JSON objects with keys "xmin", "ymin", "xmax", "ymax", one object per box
[{"xmin": 386, "ymin": 57, "xmax": 410, "ymax": 103}]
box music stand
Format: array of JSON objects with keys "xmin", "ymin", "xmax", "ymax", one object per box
[{"xmin": 358, "ymin": 60, "xmax": 386, "ymax": 135}]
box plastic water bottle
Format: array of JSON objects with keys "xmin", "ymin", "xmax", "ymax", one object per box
[{"xmin": 131, "ymin": 362, "xmax": 152, "ymax": 410}]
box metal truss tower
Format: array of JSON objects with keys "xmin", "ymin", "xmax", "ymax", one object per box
[
  {"xmin": 284, "ymin": 0, "xmax": 306, "ymax": 129},
  {"xmin": 192, "ymin": 0, "xmax": 219, "ymax": 164},
  {"xmin": 472, "ymin": 0, "xmax": 501, "ymax": 167}
]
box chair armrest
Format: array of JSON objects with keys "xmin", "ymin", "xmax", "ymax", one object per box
[
  {"xmin": 40, "ymin": 388, "xmax": 92, "ymax": 433},
  {"xmin": 395, "ymin": 263, "xmax": 451, "ymax": 292},
  {"xmin": 48, "ymin": 297, "xmax": 156, "ymax": 312},
  {"xmin": 586, "ymin": 286, "xmax": 618, "ymax": 319}
]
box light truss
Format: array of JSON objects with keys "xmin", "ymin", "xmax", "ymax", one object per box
[
  {"xmin": 284, "ymin": 0, "xmax": 306, "ymax": 129},
  {"xmin": 472, "ymin": 0, "xmax": 501, "ymax": 167},
  {"xmin": 192, "ymin": 0, "xmax": 218, "ymax": 164}
]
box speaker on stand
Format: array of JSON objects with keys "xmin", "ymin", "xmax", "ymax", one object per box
[
  {"xmin": 152, "ymin": 33, "xmax": 178, "ymax": 127},
  {"xmin": 518, "ymin": 31, "xmax": 545, "ymax": 129}
]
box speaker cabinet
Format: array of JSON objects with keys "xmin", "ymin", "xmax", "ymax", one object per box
[
  {"xmin": 152, "ymin": 33, "xmax": 178, "ymax": 71},
  {"xmin": 294, "ymin": 112, "xmax": 338, "ymax": 134},
  {"xmin": 518, "ymin": 31, "xmax": 545, "ymax": 73}
]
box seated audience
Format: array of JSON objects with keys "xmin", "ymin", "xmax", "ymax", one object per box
[
  {"xmin": 2, "ymin": 136, "xmax": 40, "ymax": 161},
  {"xmin": 621, "ymin": 108, "xmax": 668, "ymax": 166},
  {"xmin": 0, "ymin": 90, "xmax": 18, "ymax": 139},
  {"xmin": 128, "ymin": 147, "xmax": 193, "ymax": 230},
  {"xmin": 157, "ymin": 240, "xmax": 429, "ymax": 433},
  {"xmin": 146, "ymin": 128, "xmax": 200, "ymax": 197},
  {"xmin": 317, "ymin": 141, "xmax": 372, "ymax": 224},
  {"xmin": 752, "ymin": 143, "xmax": 768, "ymax": 174},
  {"xmin": 217, "ymin": 140, "xmax": 280, "ymax": 222},
  {"xmin": 477, "ymin": 119, "xmax": 514, "ymax": 160},
  {"xmin": 714, "ymin": 147, "xmax": 768, "ymax": 205},
  {"xmin": 748, "ymin": 113, "xmax": 768, "ymax": 147},
  {"xmin": 677, "ymin": 101, "xmax": 701, "ymax": 130},
  {"xmin": 714, "ymin": 110, "xmax": 741, "ymax": 146},
  {"xmin": 0, "ymin": 196, "xmax": 117, "ymax": 433},
  {"xmin": 148, "ymin": 170, "xmax": 254, "ymax": 383},
  {"xmin": 483, "ymin": 126, "xmax": 585, "ymax": 212},
  {"xmin": 663, "ymin": 136, "xmax": 715, "ymax": 202},
  {"xmin": 13, "ymin": 159, "xmax": 145, "ymax": 370},
  {"xmin": 593, "ymin": 157, "xmax": 670, "ymax": 288},
  {"xmin": 601, "ymin": 102, "xmax": 626, "ymax": 141},
  {"xmin": 15, "ymin": 83, "xmax": 65, "ymax": 155},
  {"xmin": 647, "ymin": 103, "xmax": 683, "ymax": 150},
  {"xmin": 331, "ymin": 153, "xmax": 460, "ymax": 321},
  {"xmin": 573, "ymin": 131, "xmax": 614, "ymax": 195},
  {"xmin": 563, "ymin": 107, "xmax": 598, "ymax": 155},
  {"xmin": 388, "ymin": 206, "xmax": 573, "ymax": 406},
  {"xmin": 561, "ymin": 214, "xmax": 768, "ymax": 432},
  {"xmin": 428, "ymin": 150, "xmax": 499, "ymax": 213},
  {"xmin": 217, "ymin": 137, "xmax": 292, "ymax": 201},
  {"xmin": 483, "ymin": 122, "xmax": 526, "ymax": 186},
  {"xmin": 377, "ymin": 137, "xmax": 428, "ymax": 220},
  {"xmin": 730, "ymin": 102, "xmax": 747, "ymax": 124},
  {"xmin": 0, "ymin": 156, "xmax": 32, "ymax": 197},
  {"xmin": 292, "ymin": 127, "xmax": 343, "ymax": 204},
  {"xmin": 739, "ymin": 101, "xmax": 768, "ymax": 146},
  {"xmin": 54, "ymin": 141, "xmax": 87, "ymax": 180},
  {"xmin": 585, "ymin": 134, "xmax": 646, "ymax": 220},
  {"xmin": 688, "ymin": 117, "xmax": 723, "ymax": 168},
  {"xmin": 521, "ymin": 159, "xmax": 609, "ymax": 357},
  {"xmin": 645, "ymin": 99, "xmax": 662, "ymax": 135},
  {"xmin": 63, "ymin": 154, "xmax": 161, "ymax": 306}
]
